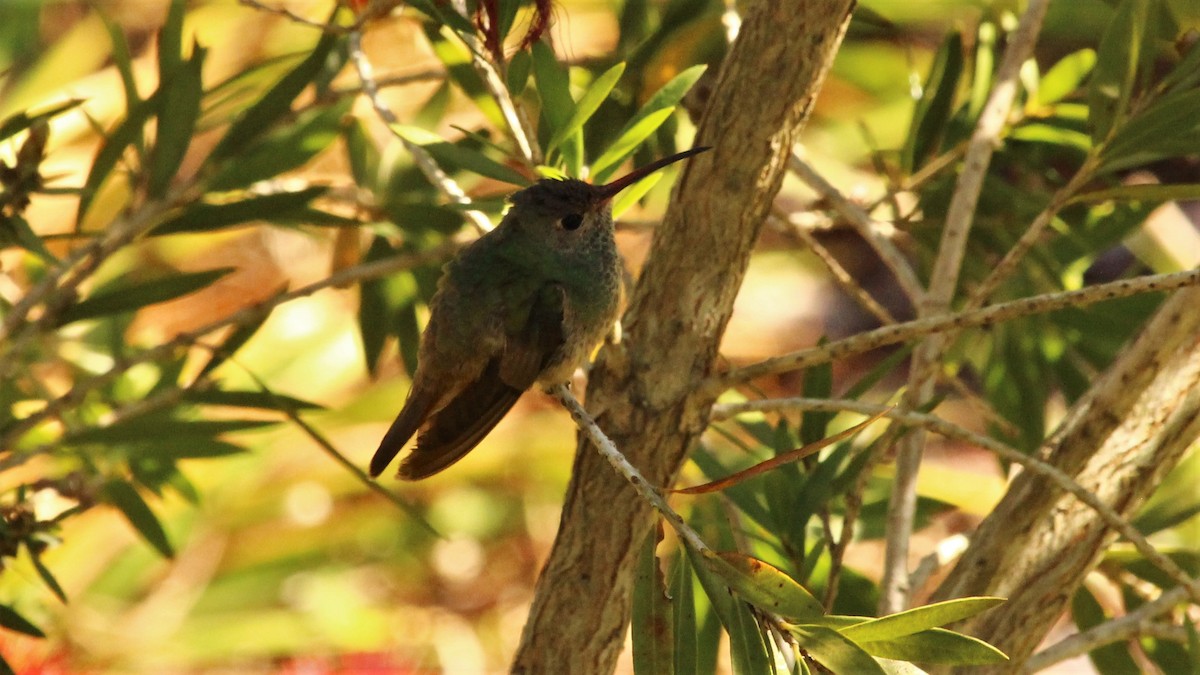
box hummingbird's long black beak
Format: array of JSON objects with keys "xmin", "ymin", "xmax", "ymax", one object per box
[{"xmin": 595, "ymin": 146, "xmax": 711, "ymax": 200}]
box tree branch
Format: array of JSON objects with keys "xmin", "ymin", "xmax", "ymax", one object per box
[
  {"xmin": 511, "ymin": 2, "xmax": 856, "ymax": 672},
  {"xmin": 882, "ymin": 0, "xmax": 1051, "ymax": 614}
]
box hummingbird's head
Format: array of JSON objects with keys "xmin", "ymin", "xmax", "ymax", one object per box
[{"xmin": 504, "ymin": 146, "xmax": 710, "ymax": 254}]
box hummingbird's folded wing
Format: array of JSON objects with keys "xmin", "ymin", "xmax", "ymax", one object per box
[{"xmin": 396, "ymin": 285, "xmax": 565, "ymax": 480}]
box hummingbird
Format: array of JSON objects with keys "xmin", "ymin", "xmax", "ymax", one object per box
[{"xmin": 369, "ymin": 146, "xmax": 710, "ymax": 480}]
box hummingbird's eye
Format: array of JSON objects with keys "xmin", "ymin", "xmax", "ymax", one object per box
[{"xmin": 560, "ymin": 213, "xmax": 584, "ymax": 231}]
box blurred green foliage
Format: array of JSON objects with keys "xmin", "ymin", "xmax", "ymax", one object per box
[{"xmin": 0, "ymin": 0, "xmax": 1199, "ymax": 672}]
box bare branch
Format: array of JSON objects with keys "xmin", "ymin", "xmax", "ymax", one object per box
[
  {"xmin": 717, "ymin": 268, "xmax": 1200, "ymax": 389},
  {"xmin": 1024, "ymin": 584, "xmax": 1195, "ymax": 673},
  {"xmin": 882, "ymin": 0, "xmax": 1052, "ymax": 614},
  {"xmin": 788, "ymin": 152, "xmax": 924, "ymax": 305}
]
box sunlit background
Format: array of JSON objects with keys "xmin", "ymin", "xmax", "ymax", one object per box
[{"xmin": 2, "ymin": 0, "xmax": 1199, "ymax": 672}]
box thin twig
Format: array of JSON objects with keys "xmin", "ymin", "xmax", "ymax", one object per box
[
  {"xmin": 788, "ymin": 153, "xmax": 924, "ymax": 306},
  {"xmin": 550, "ymin": 384, "xmax": 710, "ymax": 555},
  {"xmin": 713, "ymin": 397, "xmax": 1200, "ymax": 605},
  {"xmin": 772, "ymin": 207, "xmax": 896, "ymax": 325},
  {"xmin": 882, "ymin": 0, "xmax": 1051, "ymax": 614},
  {"xmin": 1023, "ymin": 583, "xmax": 1195, "ymax": 672},
  {"xmin": 715, "ymin": 268, "xmax": 1200, "ymax": 390},
  {"xmin": 347, "ymin": 29, "xmax": 494, "ymax": 234}
]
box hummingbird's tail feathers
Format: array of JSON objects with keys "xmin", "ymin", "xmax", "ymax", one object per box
[
  {"xmin": 398, "ymin": 361, "xmax": 523, "ymax": 480},
  {"xmin": 369, "ymin": 389, "xmax": 436, "ymax": 478}
]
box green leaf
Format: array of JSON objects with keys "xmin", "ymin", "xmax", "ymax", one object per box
[
  {"xmin": 78, "ymin": 93, "xmax": 159, "ymax": 221},
  {"xmin": 56, "ymin": 268, "xmax": 234, "ymax": 326},
  {"xmin": 671, "ymin": 552, "xmax": 699, "ymax": 675},
  {"xmin": 904, "ymin": 31, "xmax": 964, "ymax": 172},
  {"xmin": 102, "ymin": 480, "xmax": 174, "ymax": 558},
  {"xmin": 98, "ymin": 8, "xmax": 139, "ymax": 113},
  {"xmin": 1070, "ymin": 183, "xmax": 1200, "ymax": 205},
  {"xmin": 2, "ymin": 214, "xmax": 56, "ymax": 262},
  {"xmin": 507, "ymin": 48, "xmax": 532, "ymax": 96},
  {"xmin": 1160, "ymin": 39, "xmax": 1200, "ymax": 95},
  {"xmin": 546, "ymin": 62, "xmax": 626, "ymax": 156},
  {"xmin": 148, "ymin": 44, "xmax": 205, "ymax": 197},
  {"xmin": 1098, "ymin": 89, "xmax": 1200, "ymax": 173},
  {"xmin": 425, "ymin": 26, "xmax": 504, "ymax": 129},
  {"xmin": 532, "ymin": 40, "xmax": 580, "ymax": 172},
  {"xmin": 211, "ymin": 30, "xmax": 340, "ymax": 160},
  {"xmin": 789, "ymin": 625, "xmax": 886, "ymax": 675},
  {"xmin": 839, "ymin": 597, "xmax": 1005, "ymax": 643},
  {"xmin": 183, "ymin": 388, "xmax": 322, "ymax": 412},
  {"xmin": 130, "ymin": 437, "xmax": 247, "ymax": 460},
  {"xmin": 685, "ymin": 543, "xmax": 773, "ymax": 675},
  {"xmin": 591, "ymin": 109, "xmax": 674, "ymax": 183},
  {"xmin": 28, "ymin": 549, "xmax": 67, "ymax": 603},
  {"xmin": 1088, "ymin": 0, "xmax": 1148, "ymax": 143},
  {"xmin": 67, "ymin": 417, "xmax": 275, "ymax": 445},
  {"xmin": 632, "ymin": 530, "xmax": 674, "ymax": 675},
  {"xmin": 157, "ymin": 0, "xmax": 185, "ymax": 81},
  {"xmin": 1072, "ymin": 585, "xmax": 1141, "ymax": 674},
  {"xmin": 0, "ymin": 99, "xmax": 84, "ymax": 142},
  {"xmin": 859, "ymin": 628, "xmax": 1007, "ymax": 666},
  {"xmin": 0, "ymin": 604, "xmax": 45, "ymax": 638},
  {"xmin": 210, "ymin": 99, "xmax": 349, "ymax": 190},
  {"xmin": 700, "ymin": 550, "xmax": 824, "ymax": 622},
  {"xmin": 611, "ymin": 172, "xmax": 662, "ymax": 220},
  {"xmin": 1036, "ymin": 49, "xmax": 1096, "ymax": 107},
  {"xmin": 1186, "ymin": 617, "xmax": 1200, "ymax": 675},
  {"xmin": 390, "ymin": 125, "xmax": 530, "ymax": 186},
  {"xmin": 153, "ymin": 187, "xmax": 328, "ymax": 235},
  {"xmin": 800, "ymin": 361, "xmax": 834, "ymax": 445}
]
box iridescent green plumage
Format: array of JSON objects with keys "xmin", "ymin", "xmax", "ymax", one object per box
[{"xmin": 369, "ymin": 148, "xmax": 708, "ymax": 480}]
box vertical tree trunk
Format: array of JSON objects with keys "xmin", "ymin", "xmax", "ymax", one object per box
[
  {"xmin": 931, "ymin": 284, "xmax": 1200, "ymax": 671},
  {"xmin": 511, "ymin": 2, "xmax": 856, "ymax": 672}
]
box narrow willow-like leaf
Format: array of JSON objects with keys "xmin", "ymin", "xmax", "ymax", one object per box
[
  {"xmin": 591, "ymin": 64, "xmax": 707, "ymax": 181},
  {"xmin": 0, "ymin": 604, "xmax": 45, "ymax": 638},
  {"xmin": 789, "ymin": 625, "xmax": 885, "ymax": 675},
  {"xmin": 153, "ymin": 187, "xmax": 328, "ymax": 235},
  {"xmin": 210, "ymin": 100, "xmax": 349, "ymax": 190},
  {"xmin": 685, "ymin": 543, "xmax": 773, "ymax": 675},
  {"xmin": 839, "ymin": 597, "xmax": 1005, "ymax": 643},
  {"xmin": 0, "ymin": 99, "xmax": 84, "ymax": 142},
  {"xmin": 28, "ymin": 549, "xmax": 67, "ymax": 603},
  {"xmin": 1099, "ymin": 89, "xmax": 1200, "ymax": 173},
  {"xmin": 184, "ymin": 389, "xmax": 322, "ymax": 412},
  {"xmin": 1088, "ymin": 0, "xmax": 1147, "ymax": 143},
  {"xmin": 903, "ymin": 31, "xmax": 964, "ymax": 172},
  {"xmin": 77, "ymin": 93, "xmax": 158, "ymax": 221},
  {"xmin": 210, "ymin": 29, "xmax": 339, "ymax": 160},
  {"xmin": 546, "ymin": 62, "xmax": 625, "ymax": 156},
  {"xmin": 699, "ymin": 550, "xmax": 824, "ymax": 622},
  {"xmin": 671, "ymin": 552, "xmax": 699, "ymax": 675},
  {"xmin": 858, "ymin": 628, "xmax": 1008, "ymax": 666},
  {"xmin": 103, "ymin": 481, "xmax": 174, "ymax": 558},
  {"xmin": 149, "ymin": 44, "xmax": 205, "ymax": 197},
  {"xmin": 390, "ymin": 125, "xmax": 530, "ymax": 186},
  {"xmin": 56, "ymin": 268, "xmax": 234, "ymax": 326},
  {"xmin": 632, "ymin": 530, "xmax": 674, "ymax": 675},
  {"xmin": 1035, "ymin": 49, "xmax": 1096, "ymax": 107},
  {"xmin": 590, "ymin": 108, "xmax": 674, "ymax": 182},
  {"xmin": 66, "ymin": 417, "xmax": 275, "ymax": 445},
  {"xmin": 1069, "ymin": 183, "xmax": 1200, "ymax": 206}
]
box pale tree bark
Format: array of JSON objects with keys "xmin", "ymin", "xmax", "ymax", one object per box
[
  {"xmin": 511, "ymin": 1, "xmax": 857, "ymax": 672},
  {"xmin": 931, "ymin": 283, "xmax": 1200, "ymax": 671}
]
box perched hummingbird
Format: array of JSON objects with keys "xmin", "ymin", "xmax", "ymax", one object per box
[{"xmin": 369, "ymin": 147, "xmax": 709, "ymax": 480}]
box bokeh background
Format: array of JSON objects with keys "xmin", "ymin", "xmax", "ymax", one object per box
[{"xmin": 2, "ymin": 0, "xmax": 1199, "ymax": 672}]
